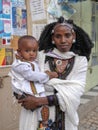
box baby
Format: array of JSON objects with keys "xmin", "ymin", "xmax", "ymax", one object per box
[{"xmin": 9, "ymin": 35, "xmax": 58, "ymax": 120}]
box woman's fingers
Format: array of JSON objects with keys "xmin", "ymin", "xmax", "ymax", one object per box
[{"xmin": 18, "ymin": 95, "xmax": 38, "ymax": 110}]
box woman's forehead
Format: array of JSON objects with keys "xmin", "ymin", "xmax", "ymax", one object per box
[
  {"xmin": 54, "ymin": 25, "xmax": 72, "ymax": 33},
  {"xmin": 54, "ymin": 23, "xmax": 73, "ymax": 29}
]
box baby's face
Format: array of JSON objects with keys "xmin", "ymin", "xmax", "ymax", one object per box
[{"xmin": 19, "ymin": 39, "xmax": 38, "ymax": 62}]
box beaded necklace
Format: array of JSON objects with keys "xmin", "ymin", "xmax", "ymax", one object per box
[{"xmin": 45, "ymin": 56, "xmax": 75, "ymax": 79}]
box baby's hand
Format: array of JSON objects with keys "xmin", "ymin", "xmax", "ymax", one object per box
[{"xmin": 45, "ymin": 70, "xmax": 58, "ymax": 79}]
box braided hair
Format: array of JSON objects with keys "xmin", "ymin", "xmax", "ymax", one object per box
[{"xmin": 39, "ymin": 17, "xmax": 94, "ymax": 61}]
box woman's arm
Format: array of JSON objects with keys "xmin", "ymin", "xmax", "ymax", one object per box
[
  {"xmin": 18, "ymin": 94, "xmax": 59, "ymax": 110},
  {"xmin": 18, "ymin": 95, "xmax": 48, "ymax": 110}
]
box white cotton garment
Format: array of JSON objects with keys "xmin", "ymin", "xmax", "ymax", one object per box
[
  {"xmin": 37, "ymin": 49, "xmax": 88, "ymax": 130},
  {"xmin": 9, "ymin": 59, "xmax": 49, "ymax": 95}
]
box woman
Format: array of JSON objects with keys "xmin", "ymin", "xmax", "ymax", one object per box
[{"xmin": 18, "ymin": 17, "xmax": 93, "ymax": 130}]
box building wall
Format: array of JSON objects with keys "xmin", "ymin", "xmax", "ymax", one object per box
[
  {"xmin": 0, "ymin": 67, "xmax": 21, "ymax": 130},
  {"xmin": 71, "ymin": 0, "xmax": 98, "ymax": 91}
]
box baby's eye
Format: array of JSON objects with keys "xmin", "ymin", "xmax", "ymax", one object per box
[
  {"xmin": 33, "ymin": 50, "xmax": 36, "ymax": 52},
  {"xmin": 25, "ymin": 50, "xmax": 29, "ymax": 52}
]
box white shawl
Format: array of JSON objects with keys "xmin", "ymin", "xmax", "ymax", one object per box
[
  {"xmin": 38, "ymin": 49, "xmax": 88, "ymax": 130},
  {"xmin": 46, "ymin": 79, "xmax": 84, "ymax": 130}
]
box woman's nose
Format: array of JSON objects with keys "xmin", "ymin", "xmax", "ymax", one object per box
[{"xmin": 61, "ymin": 36, "xmax": 66, "ymax": 43}]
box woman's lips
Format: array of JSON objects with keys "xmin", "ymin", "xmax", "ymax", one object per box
[{"xmin": 60, "ymin": 44, "xmax": 69, "ymax": 48}]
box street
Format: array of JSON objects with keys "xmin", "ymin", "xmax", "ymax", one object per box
[
  {"xmin": 79, "ymin": 105, "xmax": 98, "ymax": 130},
  {"xmin": 78, "ymin": 85, "xmax": 98, "ymax": 130}
]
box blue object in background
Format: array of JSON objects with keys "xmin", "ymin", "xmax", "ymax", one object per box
[
  {"xmin": 12, "ymin": 7, "xmax": 17, "ymax": 28},
  {"xmin": 0, "ymin": 0, "xmax": 2, "ymax": 18},
  {"xmin": 2, "ymin": 1, "xmax": 11, "ymax": 19},
  {"xmin": 58, "ymin": 0, "xmax": 86, "ymax": 3},
  {"xmin": 0, "ymin": 20, "xmax": 4, "ymax": 38}
]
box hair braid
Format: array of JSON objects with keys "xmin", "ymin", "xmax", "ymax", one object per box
[
  {"xmin": 71, "ymin": 24, "xmax": 94, "ymax": 61},
  {"xmin": 39, "ymin": 22, "xmax": 56, "ymax": 52}
]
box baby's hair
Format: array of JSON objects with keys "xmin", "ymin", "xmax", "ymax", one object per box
[
  {"xmin": 39, "ymin": 17, "xmax": 94, "ymax": 61},
  {"xmin": 18, "ymin": 35, "xmax": 37, "ymax": 49}
]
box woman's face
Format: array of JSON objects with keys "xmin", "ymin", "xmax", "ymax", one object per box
[{"xmin": 52, "ymin": 25, "xmax": 75, "ymax": 52}]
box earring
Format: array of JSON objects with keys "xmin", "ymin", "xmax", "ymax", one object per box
[
  {"xmin": 73, "ymin": 39, "xmax": 76, "ymax": 43},
  {"xmin": 52, "ymin": 41, "xmax": 55, "ymax": 44}
]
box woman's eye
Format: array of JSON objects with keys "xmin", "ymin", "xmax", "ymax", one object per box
[
  {"xmin": 54, "ymin": 33, "xmax": 72, "ymax": 39},
  {"xmin": 65, "ymin": 33, "xmax": 72, "ymax": 38},
  {"xmin": 55, "ymin": 35, "xmax": 61, "ymax": 38}
]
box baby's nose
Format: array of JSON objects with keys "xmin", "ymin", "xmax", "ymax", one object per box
[{"xmin": 30, "ymin": 51, "xmax": 34, "ymax": 55}]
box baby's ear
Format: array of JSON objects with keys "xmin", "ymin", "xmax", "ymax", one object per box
[
  {"xmin": 17, "ymin": 49, "xmax": 21, "ymax": 54},
  {"xmin": 17, "ymin": 49, "xmax": 21, "ymax": 56},
  {"xmin": 17, "ymin": 49, "xmax": 20, "ymax": 52}
]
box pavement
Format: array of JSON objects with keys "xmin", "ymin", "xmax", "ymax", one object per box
[{"xmin": 78, "ymin": 85, "xmax": 98, "ymax": 130}]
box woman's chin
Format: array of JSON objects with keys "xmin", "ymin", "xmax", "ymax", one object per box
[{"xmin": 59, "ymin": 48, "xmax": 70, "ymax": 52}]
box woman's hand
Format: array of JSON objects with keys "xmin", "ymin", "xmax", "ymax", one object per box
[
  {"xmin": 18, "ymin": 95, "xmax": 49, "ymax": 110},
  {"xmin": 18, "ymin": 95, "xmax": 40, "ymax": 110}
]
